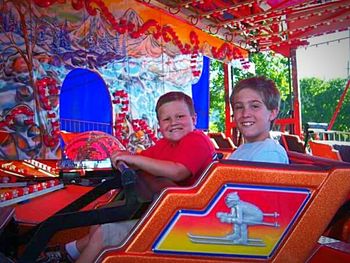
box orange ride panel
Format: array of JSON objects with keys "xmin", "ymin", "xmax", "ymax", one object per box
[{"xmin": 99, "ymin": 156, "xmax": 350, "ymax": 263}]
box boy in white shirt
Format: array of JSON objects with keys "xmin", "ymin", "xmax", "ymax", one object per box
[{"xmin": 228, "ymin": 76, "xmax": 289, "ymax": 164}]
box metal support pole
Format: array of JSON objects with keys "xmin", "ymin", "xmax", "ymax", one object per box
[
  {"xmin": 224, "ymin": 63, "xmax": 232, "ymax": 139},
  {"xmin": 328, "ymin": 79, "xmax": 350, "ymax": 130},
  {"xmin": 290, "ymin": 48, "xmax": 302, "ymax": 137}
]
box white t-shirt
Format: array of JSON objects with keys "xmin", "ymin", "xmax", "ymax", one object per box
[{"xmin": 228, "ymin": 138, "xmax": 289, "ymax": 164}]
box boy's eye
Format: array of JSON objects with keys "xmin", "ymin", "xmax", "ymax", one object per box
[
  {"xmin": 160, "ymin": 114, "xmax": 188, "ymax": 122},
  {"xmin": 233, "ymin": 105, "xmax": 243, "ymax": 110}
]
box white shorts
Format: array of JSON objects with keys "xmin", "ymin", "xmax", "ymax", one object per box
[{"xmin": 101, "ymin": 219, "xmax": 138, "ymax": 247}]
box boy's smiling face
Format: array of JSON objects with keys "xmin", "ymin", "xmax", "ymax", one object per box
[
  {"xmin": 233, "ymin": 88, "xmax": 278, "ymax": 143},
  {"xmin": 157, "ymin": 100, "xmax": 196, "ymax": 143}
]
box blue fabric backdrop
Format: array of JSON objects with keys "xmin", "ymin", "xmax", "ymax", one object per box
[
  {"xmin": 59, "ymin": 68, "xmax": 112, "ymax": 134},
  {"xmin": 192, "ymin": 56, "xmax": 210, "ymax": 130}
]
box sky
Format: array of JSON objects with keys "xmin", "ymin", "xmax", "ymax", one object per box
[{"xmin": 296, "ymin": 31, "xmax": 350, "ymax": 80}]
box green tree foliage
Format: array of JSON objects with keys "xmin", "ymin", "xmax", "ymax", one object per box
[
  {"xmin": 209, "ymin": 60, "xmax": 225, "ymax": 132},
  {"xmin": 300, "ymin": 78, "xmax": 349, "ymax": 131},
  {"xmin": 209, "ymin": 51, "xmax": 290, "ymax": 132},
  {"xmin": 209, "ymin": 52, "xmax": 349, "ymax": 133},
  {"xmin": 233, "ymin": 52, "xmax": 291, "ymax": 118}
]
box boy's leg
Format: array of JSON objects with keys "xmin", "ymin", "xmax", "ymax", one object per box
[
  {"xmin": 71, "ymin": 225, "xmax": 99, "ymax": 255},
  {"xmin": 76, "ymin": 220, "xmax": 138, "ymax": 263},
  {"xmin": 76, "ymin": 225, "xmax": 104, "ymax": 263},
  {"xmin": 37, "ymin": 225, "xmax": 97, "ymax": 262}
]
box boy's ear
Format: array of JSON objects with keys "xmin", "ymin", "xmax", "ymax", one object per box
[
  {"xmin": 269, "ymin": 108, "xmax": 279, "ymax": 121},
  {"xmin": 192, "ymin": 114, "xmax": 197, "ymax": 125}
]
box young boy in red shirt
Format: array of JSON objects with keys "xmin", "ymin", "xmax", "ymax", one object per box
[{"xmin": 38, "ymin": 91, "xmax": 215, "ymax": 263}]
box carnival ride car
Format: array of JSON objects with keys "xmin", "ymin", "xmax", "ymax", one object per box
[{"xmin": 1, "ymin": 150, "xmax": 350, "ymax": 262}]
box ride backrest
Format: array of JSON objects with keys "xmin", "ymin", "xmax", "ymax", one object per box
[
  {"xmin": 308, "ymin": 141, "xmax": 342, "ymax": 161},
  {"xmin": 208, "ymin": 132, "xmax": 236, "ymax": 150},
  {"xmin": 280, "ymin": 133, "xmax": 306, "ymax": 153}
]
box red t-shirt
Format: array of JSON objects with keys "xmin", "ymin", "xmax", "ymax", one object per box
[{"xmin": 140, "ymin": 130, "xmax": 215, "ymax": 186}]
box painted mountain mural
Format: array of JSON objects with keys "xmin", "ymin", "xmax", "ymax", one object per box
[{"xmin": 0, "ymin": 1, "xmax": 202, "ymax": 160}]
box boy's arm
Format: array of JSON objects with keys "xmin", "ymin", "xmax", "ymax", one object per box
[
  {"xmin": 110, "ymin": 151, "xmax": 191, "ymax": 182},
  {"xmin": 110, "ymin": 131, "xmax": 214, "ymax": 182}
]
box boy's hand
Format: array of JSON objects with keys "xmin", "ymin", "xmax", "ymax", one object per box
[{"xmin": 110, "ymin": 150, "xmax": 137, "ymax": 169}]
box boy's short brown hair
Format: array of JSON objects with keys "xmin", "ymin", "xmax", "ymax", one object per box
[
  {"xmin": 230, "ymin": 76, "xmax": 281, "ymax": 111},
  {"xmin": 155, "ymin": 91, "xmax": 196, "ymax": 119}
]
